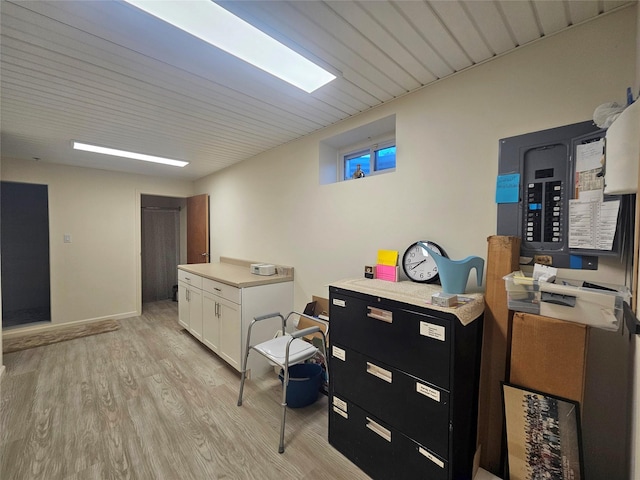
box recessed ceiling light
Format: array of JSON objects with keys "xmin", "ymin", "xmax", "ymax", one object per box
[
  {"xmin": 123, "ymin": 0, "xmax": 336, "ymax": 93},
  {"xmin": 73, "ymin": 142, "xmax": 189, "ymax": 167}
]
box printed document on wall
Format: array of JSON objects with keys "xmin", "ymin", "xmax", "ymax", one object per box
[
  {"xmin": 575, "ymin": 139, "xmax": 605, "ymax": 201},
  {"xmin": 568, "ymin": 198, "xmax": 620, "ymax": 250}
]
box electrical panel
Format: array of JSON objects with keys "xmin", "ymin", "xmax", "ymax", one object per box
[{"xmin": 497, "ymin": 120, "xmax": 618, "ymax": 269}]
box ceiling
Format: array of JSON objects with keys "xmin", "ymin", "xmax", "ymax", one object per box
[{"xmin": 0, "ymin": 0, "xmax": 633, "ymax": 180}]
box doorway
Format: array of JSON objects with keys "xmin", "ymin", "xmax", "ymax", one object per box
[
  {"xmin": 1, "ymin": 181, "xmax": 51, "ymax": 328},
  {"xmin": 141, "ymin": 195, "xmax": 185, "ymax": 305}
]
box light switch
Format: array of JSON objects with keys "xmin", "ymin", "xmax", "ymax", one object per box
[{"xmin": 64, "ymin": 234, "xmax": 72, "ymax": 243}]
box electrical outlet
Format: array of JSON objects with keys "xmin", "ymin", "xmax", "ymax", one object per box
[{"xmin": 64, "ymin": 234, "xmax": 72, "ymax": 243}]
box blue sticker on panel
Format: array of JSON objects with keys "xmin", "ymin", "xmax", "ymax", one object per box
[{"xmin": 496, "ymin": 173, "xmax": 520, "ymax": 204}]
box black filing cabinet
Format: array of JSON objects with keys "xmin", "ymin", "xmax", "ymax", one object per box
[{"xmin": 328, "ymin": 284, "xmax": 483, "ymax": 480}]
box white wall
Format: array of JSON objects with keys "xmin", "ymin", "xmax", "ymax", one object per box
[
  {"xmin": 196, "ymin": 7, "xmax": 637, "ymax": 308},
  {"xmin": 0, "ymin": 159, "xmax": 194, "ymax": 331}
]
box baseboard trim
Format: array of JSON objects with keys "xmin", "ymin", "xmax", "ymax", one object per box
[{"xmin": 3, "ymin": 311, "xmax": 137, "ymax": 340}]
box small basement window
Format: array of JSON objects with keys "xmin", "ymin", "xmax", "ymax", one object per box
[
  {"xmin": 343, "ymin": 140, "xmax": 396, "ymax": 180},
  {"xmin": 318, "ymin": 114, "xmax": 396, "ymax": 185}
]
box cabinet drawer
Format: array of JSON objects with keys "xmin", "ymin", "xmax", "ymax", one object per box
[
  {"xmin": 331, "ymin": 345, "xmax": 450, "ymax": 459},
  {"xmin": 202, "ymin": 278, "xmax": 240, "ymax": 304},
  {"xmin": 330, "ymin": 293, "xmax": 452, "ymax": 389},
  {"xmin": 178, "ymin": 269, "xmax": 202, "ymax": 289},
  {"xmin": 329, "ymin": 399, "xmax": 448, "ymax": 480}
]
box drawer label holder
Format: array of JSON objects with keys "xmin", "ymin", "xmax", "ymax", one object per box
[
  {"xmin": 332, "ymin": 405, "xmax": 348, "ymax": 419},
  {"xmin": 332, "ymin": 346, "xmax": 346, "ymax": 361},
  {"xmin": 416, "ymin": 382, "xmax": 441, "ymax": 402},
  {"xmin": 333, "ymin": 396, "xmax": 348, "ymax": 413},
  {"xmin": 420, "ymin": 321, "xmax": 446, "ymax": 342}
]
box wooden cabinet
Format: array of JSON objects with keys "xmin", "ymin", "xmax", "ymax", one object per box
[
  {"xmin": 178, "ymin": 265, "xmax": 293, "ymax": 376},
  {"xmin": 328, "ymin": 281, "xmax": 483, "ymax": 480}
]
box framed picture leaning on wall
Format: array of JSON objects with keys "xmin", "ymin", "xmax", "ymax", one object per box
[{"xmin": 501, "ymin": 382, "xmax": 584, "ymax": 480}]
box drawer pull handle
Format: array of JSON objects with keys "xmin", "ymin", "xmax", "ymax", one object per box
[
  {"xmin": 418, "ymin": 447, "xmax": 445, "ymax": 468},
  {"xmin": 214, "ymin": 287, "xmax": 222, "ymax": 292},
  {"xmin": 367, "ymin": 307, "xmax": 393, "ymax": 323},
  {"xmin": 366, "ymin": 362, "xmax": 392, "ymax": 383},
  {"xmin": 365, "ymin": 417, "xmax": 391, "ymax": 442}
]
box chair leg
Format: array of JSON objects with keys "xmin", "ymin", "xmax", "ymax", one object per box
[
  {"xmin": 237, "ymin": 369, "xmax": 247, "ymax": 407},
  {"xmin": 238, "ymin": 324, "xmax": 253, "ymax": 407},
  {"xmin": 279, "ymin": 366, "xmax": 289, "ymax": 453},
  {"xmin": 237, "ymin": 343, "xmax": 252, "ymax": 407}
]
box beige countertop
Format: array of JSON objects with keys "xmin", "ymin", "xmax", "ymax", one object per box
[
  {"xmin": 330, "ymin": 278, "xmax": 484, "ymax": 326},
  {"xmin": 178, "ymin": 257, "xmax": 293, "ymax": 288}
]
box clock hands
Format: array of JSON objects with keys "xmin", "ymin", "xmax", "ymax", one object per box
[{"xmin": 408, "ymin": 259, "xmax": 426, "ymax": 270}]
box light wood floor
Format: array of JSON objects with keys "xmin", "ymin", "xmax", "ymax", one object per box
[{"xmin": 1, "ymin": 300, "xmax": 370, "ymax": 480}]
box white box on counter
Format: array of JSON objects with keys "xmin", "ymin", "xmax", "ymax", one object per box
[
  {"xmin": 250, "ymin": 263, "xmax": 276, "ymax": 276},
  {"xmin": 503, "ymin": 272, "xmax": 630, "ymax": 331}
]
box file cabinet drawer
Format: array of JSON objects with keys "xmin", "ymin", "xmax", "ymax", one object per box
[
  {"xmin": 328, "ymin": 398, "xmax": 448, "ymax": 480},
  {"xmin": 331, "ymin": 345, "xmax": 450, "ymax": 459},
  {"xmin": 330, "ymin": 293, "xmax": 452, "ymax": 389}
]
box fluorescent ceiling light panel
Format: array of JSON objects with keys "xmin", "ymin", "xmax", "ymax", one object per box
[
  {"xmin": 123, "ymin": 0, "xmax": 336, "ymax": 93},
  {"xmin": 73, "ymin": 142, "xmax": 189, "ymax": 167}
]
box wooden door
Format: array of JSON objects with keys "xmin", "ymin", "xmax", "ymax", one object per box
[{"xmin": 187, "ymin": 194, "xmax": 210, "ymax": 264}]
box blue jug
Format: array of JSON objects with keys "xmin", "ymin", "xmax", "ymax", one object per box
[{"xmin": 418, "ymin": 242, "xmax": 484, "ymax": 295}]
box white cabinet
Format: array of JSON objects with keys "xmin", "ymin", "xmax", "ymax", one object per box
[
  {"xmin": 217, "ymin": 296, "xmax": 241, "ymax": 369},
  {"xmin": 178, "ymin": 267, "xmax": 293, "ymax": 376},
  {"xmin": 202, "ymin": 277, "xmax": 241, "ymax": 369},
  {"xmin": 202, "ymin": 291, "xmax": 220, "ymax": 353},
  {"xmin": 178, "ymin": 270, "xmax": 203, "ymax": 339}
]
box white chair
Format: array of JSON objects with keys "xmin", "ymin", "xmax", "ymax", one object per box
[{"xmin": 237, "ymin": 311, "xmax": 328, "ymax": 453}]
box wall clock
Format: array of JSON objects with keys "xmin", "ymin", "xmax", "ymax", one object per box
[{"xmin": 402, "ymin": 241, "xmax": 448, "ymax": 283}]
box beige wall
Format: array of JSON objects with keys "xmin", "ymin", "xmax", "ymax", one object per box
[
  {"xmin": 196, "ymin": 6, "xmax": 637, "ymax": 308},
  {"xmin": 631, "ymin": 4, "xmax": 640, "ymax": 479},
  {"xmin": 0, "ymin": 159, "xmax": 194, "ymax": 333}
]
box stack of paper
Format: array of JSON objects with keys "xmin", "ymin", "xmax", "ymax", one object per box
[{"xmin": 376, "ymin": 250, "xmax": 398, "ymax": 282}]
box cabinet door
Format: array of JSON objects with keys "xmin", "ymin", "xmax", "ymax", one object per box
[
  {"xmin": 202, "ymin": 292, "xmax": 220, "ymax": 353},
  {"xmin": 188, "ymin": 287, "xmax": 203, "ymax": 341},
  {"xmin": 219, "ymin": 297, "xmax": 241, "ymax": 370},
  {"xmin": 178, "ymin": 281, "xmax": 190, "ymax": 330}
]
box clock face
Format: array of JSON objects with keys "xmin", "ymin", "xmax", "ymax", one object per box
[{"xmin": 402, "ymin": 241, "xmax": 447, "ymax": 284}]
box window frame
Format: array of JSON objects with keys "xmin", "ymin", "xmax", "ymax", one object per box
[{"xmin": 340, "ymin": 137, "xmax": 396, "ymax": 181}]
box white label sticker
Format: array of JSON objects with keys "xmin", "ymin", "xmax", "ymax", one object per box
[
  {"xmin": 416, "ymin": 383, "xmax": 441, "ymax": 402},
  {"xmin": 418, "ymin": 447, "xmax": 445, "ymax": 468},
  {"xmin": 333, "ymin": 406, "xmax": 348, "ymax": 419},
  {"xmin": 332, "ymin": 346, "xmax": 346, "ymax": 361},
  {"xmin": 333, "ymin": 396, "xmax": 348, "ymax": 412},
  {"xmin": 420, "ymin": 321, "xmax": 445, "ymax": 342},
  {"xmin": 333, "ymin": 298, "xmax": 346, "ymax": 307}
]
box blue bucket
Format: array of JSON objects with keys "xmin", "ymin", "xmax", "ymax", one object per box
[{"xmin": 278, "ymin": 363, "xmax": 323, "ymax": 408}]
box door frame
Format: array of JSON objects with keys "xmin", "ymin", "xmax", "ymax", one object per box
[{"xmin": 135, "ymin": 191, "xmax": 189, "ymax": 315}]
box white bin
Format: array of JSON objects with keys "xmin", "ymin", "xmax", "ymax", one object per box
[{"xmin": 504, "ymin": 272, "xmax": 630, "ymax": 331}]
